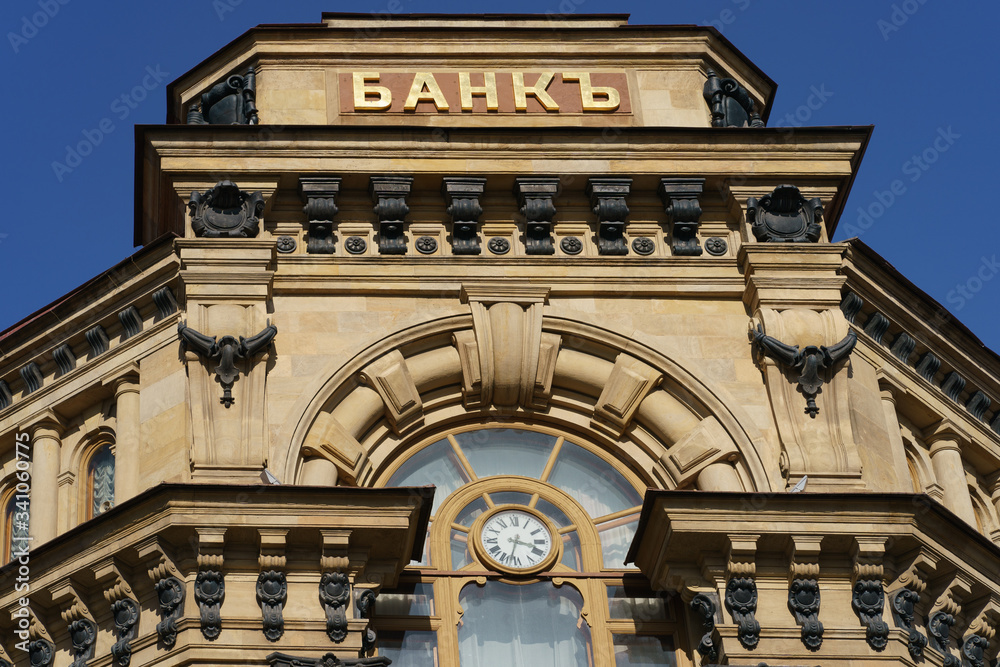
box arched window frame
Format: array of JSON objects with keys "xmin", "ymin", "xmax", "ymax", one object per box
[
  {"xmin": 80, "ymin": 437, "xmax": 116, "ymax": 521},
  {"xmin": 373, "ymin": 424, "xmax": 682, "ymax": 667}
]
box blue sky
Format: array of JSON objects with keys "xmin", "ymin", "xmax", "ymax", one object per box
[{"xmin": 1, "ymin": 0, "xmax": 997, "ymax": 353}]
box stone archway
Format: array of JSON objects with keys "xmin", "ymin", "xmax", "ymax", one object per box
[{"xmin": 277, "ymin": 292, "xmax": 776, "ymax": 493}]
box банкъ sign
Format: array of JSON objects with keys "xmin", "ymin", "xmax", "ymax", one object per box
[{"xmin": 342, "ymin": 72, "xmax": 631, "ymax": 114}]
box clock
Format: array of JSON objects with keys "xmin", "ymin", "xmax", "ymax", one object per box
[{"xmin": 473, "ymin": 506, "xmax": 559, "ymax": 575}]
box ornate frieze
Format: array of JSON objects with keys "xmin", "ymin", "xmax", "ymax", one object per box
[
  {"xmin": 751, "ymin": 323, "xmax": 857, "ymax": 417},
  {"xmin": 443, "ymin": 177, "xmax": 486, "ymax": 254},
  {"xmin": 155, "ymin": 576, "xmax": 185, "ymax": 647},
  {"xmin": 369, "ymin": 176, "xmax": 413, "ymax": 254},
  {"xmin": 587, "ymin": 177, "xmax": 632, "ymax": 255},
  {"xmin": 659, "ymin": 178, "xmax": 704, "ymax": 256},
  {"xmin": 187, "ymin": 67, "xmax": 258, "ymax": 125},
  {"xmin": 257, "ymin": 570, "xmax": 288, "ymax": 641},
  {"xmin": 747, "ymin": 185, "xmax": 822, "ymax": 243},
  {"xmin": 514, "ymin": 177, "xmax": 559, "ymax": 255},
  {"xmin": 189, "ymin": 181, "xmax": 265, "ymax": 238},
  {"xmin": 178, "ymin": 320, "xmax": 277, "ymax": 408},
  {"xmin": 299, "ymin": 176, "xmax": 342, "ymax": 254},
  {"xmin": 704, "ymin": 69, "xmax": 764, "ymax": 128}
]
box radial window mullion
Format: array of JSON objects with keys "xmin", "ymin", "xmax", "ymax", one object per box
[
  {"xmin": 446, "ymin": 434, "xmax": 478, "ymax": 481},
  {"xmin": 539, "ymin": 436, "xmax": 565, "ymax": 482}
]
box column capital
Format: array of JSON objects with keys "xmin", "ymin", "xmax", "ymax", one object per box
[
  {"xmin": 923, "ymin": 419, "xmax": 969, "ymax": 451},
  {"xmin": 102, "ymin": 362, "xmax": 140, "ymax": 396},
  {"xmin": 23, "ymin": 408, "xmax": 67, "ymax": 438}
]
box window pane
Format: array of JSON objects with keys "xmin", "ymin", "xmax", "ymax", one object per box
[
  {"xmin": 451, "ymin": 529, "xmax": 472, "ymax": 569},
  {"xmin": 535, "ymin": 497, "xmax": 573, "ymax": 528},
  {"xmin": 455, "ymin": 496, "xmax": 489, "ymax": 527},
  {"xmin": 607, "ymin": 585, "xmax": 668, "ymax": 621},
  {"xmin": 5, "ymin": 495, "xmax": 29, "ymax": 563},
  {"xmin": 387, "ymin": 438, "xmax": 471, "ymax": 514},
  {"xmin": 459, "ymin": 581, "xmax": 592, "ymax": 666},
  {"xmin": 488, "ymin": 491, "xmax": 533, "ymax": 507},
  {"xmin": 547, "ymin": 443, "xmax": 642, "ymax": 518},
  {"xmin": 598, "ymin": 515, "xmax": 640, "ymax": 569},
  {"xmin": 90, "ymin": 445, "xmax": 115, "ymax": 517},
  {"xmin": 560, "ymin": 531, "xmax": 582, "ymax": 571},
  {"xmin": 378, "ymin": 582, "xmax": 435, "ymax": 616},
  {"xmin": 612, "ymin": 634, "xmax": 676, "ymax": 666},
  {"xmin": 379, "ymin": 630, "xmax": 439, "ymax": 667},
  {"xmin": 454, "ymin": 429, "xmax": 555, "ymax": 479}
]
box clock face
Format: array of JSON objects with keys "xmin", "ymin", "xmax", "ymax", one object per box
[{"xmin": 477, "ymin": 508, "xmax": 555, "ymax": 573}]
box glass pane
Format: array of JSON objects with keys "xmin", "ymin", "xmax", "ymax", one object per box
[
  {"xmin": 6, "ymin": 495, "xmax": 29, "ymax": 562},
  {"xmin": 612, "ymin": 634, "xmax": 676, "ymax": 666},
  {"xmin": 459, "ymin": 580, "xmax": 592, "ymax": 666},
  {"xmin": 455, "ymin": 429, "xmax": 555, "ymax": 479},
  {"xmin": 387, "ymin": 438, "xmax": 472, "ymax": 514},
  {"xmin": 90, "ymin": 445, "xmax": 115, "ymax": 516},
  {"xmin": 489, "ymin": 491, "xmax": 532, "ymax": 507},
  {"xmin": 598, "ymin": 515, "xmax": 640, "ymax": 569},
  {"xmin": 452, "ymin": 529, "xmax": 472, "ymax": 569},
  {"xmin": 379, "ymin": 630, "xmax": 439, "ymax": 667},
  {"xmin": 455, "ymin": 496, "xmax": 489, "ymax": 527},
  {"xmin": 607, "ymin": 585, "xmax": 668, "ymax": 621},
  {"xmin": 378, "ymin": 582, "xmax": 435, "ymax": 616},
  {"xmin": 535, "ymin": 497, "xmax": 573, "ymax": 528},
  {"xmin": 547, "ymin": 442, "xmax": 642, "ymax": 519},
  {"xmin": 560, "ymin": 531, "xmax": 582, "ymax": 571}
]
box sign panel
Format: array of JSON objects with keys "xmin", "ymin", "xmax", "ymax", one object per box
[{"xmin": 339, "ymin": 71, "xmax": 631, "ymax": 115}]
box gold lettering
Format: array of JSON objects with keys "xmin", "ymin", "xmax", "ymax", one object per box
[
  {"xmin": 459, "ymin": 72, "xmax": 499, "ymax": 111},
  {"xmin": 563, "ymin": 72, "xmax": 620, "ymax": 111},
  {"xmin": 353, "ymin": 72, "xmax": 392, "ymax": 111},
  {"xmin": 403, "ymin": 73, "xmax": 450, "ymax": 112},
  {"xmin": 512, "ymin": 72, "xmax": 559, "ymax": 112}
]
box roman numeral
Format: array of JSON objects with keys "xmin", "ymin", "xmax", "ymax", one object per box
[
  {"xmin": 511, "ymin": 516, "xmax": 519, "ymax": 527},
  {"xmin": 485, "ymin": 537, "xmax": 497, "ymax": 545},
  {"xmin": 512, "ymin": 556, "xmax": 522, "ymax": 567},
  {"xmin": 532, "ymin": 546, "xmax": 544, "ymax": 556},
  {"xmin": 489, "ymin": 545, "xmax": 501, "ymax": 556},
  {"xmin": 534, "ymin": 538, "xmax": 546, "ymax": 545},
  {"xmin": 497, "ymin": 519, "xmax": 508, "ymax": 529},
  {"xmin": 530, "ymin": 528, "xmax": 541, "ymax": 535}
]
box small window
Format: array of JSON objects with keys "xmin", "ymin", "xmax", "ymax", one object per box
[
  {"xmin": 88, "ymin": 444, "xmax": 115, "ymax": 519},
  {"xmin": 4, "ymin": 492, "xmax": 29, "ymax": 562}
]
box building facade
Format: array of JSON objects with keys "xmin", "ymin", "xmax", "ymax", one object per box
[{"xmin": 2, "ymin": 12, "xmax": 1000, "ymax": 667}]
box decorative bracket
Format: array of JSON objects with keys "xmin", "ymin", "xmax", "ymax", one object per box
[
  {"xmin": 299, "ymin": 176, "xmax": 342, "ymax": 254},
  {"xmin": 703, "ymin": 70, "xmax": 764, "ymax": 128},
  {"xmin": 751, "ymin": 323, "xmax": 856, "ymax": 417},
  {"xmin": 179, "ymin": 320, "xmax": 277, "ymax": 408},
  {"xmin": 747, "ymin": 185, "xmax": 823, "ymax": 243},
  {"xmin": 788, "ymin": 537, "xmax": 823, "ymax": 651},
  {"xmin": 370, "ymin": 176, "xmax": 413, "ymax": 254},
  {"xmin": 852, "ymin": 538, "xmax": 889, "ymax": 651},
  {"xmin": 928, "ymin": 610, "xmax": 960, "ymax": 667},
  {"xmin": 268, "ymin": 652, "xmax": 390, "ymax": 667},
  {"xmin": 29, "ymin": 640, "xmax": 55, "ymax": 667},
  {"xmin": 189, "ymin": 180, "xmax": 265, "ymax": 238},
  {"xmin": 690, "ymin": 592, "xmax": 720, "ymax": 663},
  {"xmin": 891, "ymin": 589, "xmax": 929, "ymax": 659},
  {"xmin": 443, "ymin": 177, "xmax": 487, "ymax": 255},
  {"xmin": 587, "ymin": 177, "xmax": 632, "ymax": 255},
  {"xmin": 139, "ymin": 537, "xmax": 186, "ymax": 648},
  {"xmin": 187, "ymin": 66, "xmax": 258, "ymax": 125},
  {"xmin": 196, "ymin": 528, "xmax": 226, "ymax": 640},
  {"xmin": 319, "ymin": 529, "xmax": 353, "ymax": 643},
  {"xmin": 110, "ymin": 598, "xmax": 140, "ymax": 667},
  {"xmin": 725, "ymin": 535, "xmax": 760, "ymax": 650},
  {"xmin": 659, "ymin": 178, "xmax": 705, "ymax": 256},
  {"xmin": 514, "ymin": 177, "xmax": 559, "ymax": 255},
  {"xmin": 356, "ymin": 587, "xmax": 379, "ymax": 657},
  {"xmin": 258, "ymin": 529, "xmax": 288, "ymax": 642},
  {"xmin": 50, "ymin": 579, "xmax": 97, "ymax": 667}
]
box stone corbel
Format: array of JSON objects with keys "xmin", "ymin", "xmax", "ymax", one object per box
[
  {"xmin": 724, "ymin": 535, "xmax": 760, "ymax": 650},
  {"xmin": 319, "ymin": 530, "xmax": 353, "ymax": 643},
  {"xmin": 299, "ymin": 176, "xmax": 341, "ymax": 254},
  {"xmin": 659, "ymin": 178, "xmax": 705, "ymax": 256},
  {"xmin": 94, "ymin": 559, "xmax": 140, "ymax": 667},
  {"xmin": 138, "ymin": 538, "xmax": 186, "ymax": 648},
  {"xmin": 963, "ymin": 600, "xmax": 1000, "ymax": 667},
  {"xmin": 195, "ymin": 527, "xmax": 227, "ymax": 640},
  {"xmin": 926, "ymin": 572, "xmax": 974, "ymax": 667},
  {"xmin": 355, "ymin": 586, "xmax": 379, "ymax": 656},
  {"xmin": 359, "ymin": 350, "xmax": 424, "ymax": 435},
  {"xmin": 686, "ymin": 588, "xmax": 721, "ymax": 664},
  {"xmin": 787, "ymin": 536, "xmax": 824, "ymax": 651},
  {"xmin": 258, "ymin": 529, "xmax": 288, "ymax": 642},
  {"xmin": 851, "ymin": 537, "xmax": 889, "ymax": 651},
  {"xmin": 369, "ymin": 176, "xmax": 413, "ymax": 255},
  {"xmin": 443, "ymin": 177, "xmax": 487, "ymax": 255},
  {"xmin": 459, "ymin": 286, "xmax": 552, "ymax": 412},
  {"xmin": 514, "ymin": 177, "xmax": 559, "ymax": 255},
  {"xmin": 50, "ymin": 580, "xmax": 97, "ymax": 667},
  {"xmin": 587, "ymin": 177, "xmax": 632, "ymax": 255}
]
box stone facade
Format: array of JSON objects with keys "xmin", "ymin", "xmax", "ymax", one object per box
[{"xmin": 2, "ymin": 13, "xmax": 1000, "ymax": 667}]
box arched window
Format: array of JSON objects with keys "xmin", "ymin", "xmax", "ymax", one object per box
[
  {"xmin": 87, "ymin": 443, "xmax": 115, "ymax": 519},
  {"xmin": 3, "ymin": 491, "xmax": 29, "ymax": 563},
  {"xmin": 375, "ymin": 426, "xmax": 678, "ymax": 666}
]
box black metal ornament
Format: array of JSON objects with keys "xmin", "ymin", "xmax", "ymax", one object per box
[
  {"xmin": 69, "ymin": 619, "xmax": 97, "ymax": 667},
  {"xmin": 189, "ymin": 181, "xmax": 265, "ymax": 239},
  {"xmin": 155, "ymin": 576, "xmax": 186, "ymax": 648},
  {"xmin": 747, "ymin": 185, "xmax": 822, "ymax": 243},
  {"xmin": 690, "ymin": 593, "xmax": 719, "ymax": 663},
  {"xmin": 851, "ymin": 579, "xmax": 889, "ymax": 651},
  {"xmin": 788, "ymin": 579, "xmax": 823, "ymax": 651},
  {"xmin": 196, "ymin": 569, "xmax": 226, "ymax": 640},
  {"xmin": 319, "ymin": 571, "xmax": 351, "ymax": 643},
  {"xmin": 751, "ymin": 325, "xmax": 857, "ymax": 417},
  {"xmin": 725, "ymin": 576, "xmax": 760, "ymax": 650},
  {"xmin": 890, "ymin": 589, "xmax": 927, "ymax": 660},
  {"xmin": 111, "ymin": 598, "xmax": 140, "ymax": 667},
  {"xmin": 179, "ymin": 320, "xmax": 277, "ymax": 408},
  {"xmin": 257, "ymin": 570, "xmax": 288, "ymax": 642}
]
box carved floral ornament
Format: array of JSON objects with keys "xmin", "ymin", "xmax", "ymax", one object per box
[{"xmin": 189, "ymin": 180, "xmax": 265, "ymax": 238}]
